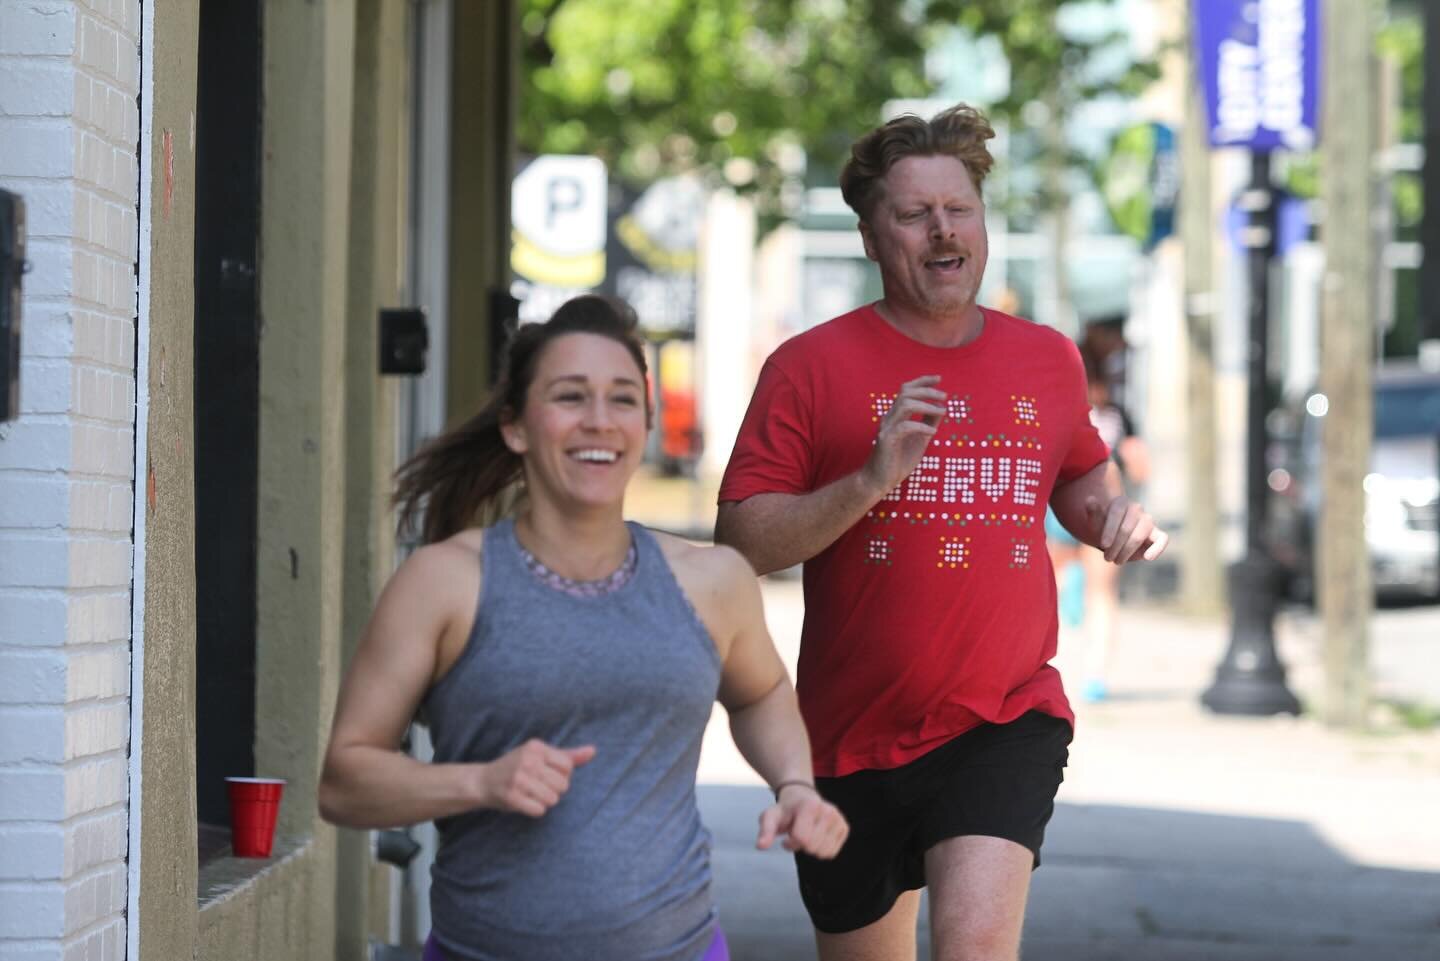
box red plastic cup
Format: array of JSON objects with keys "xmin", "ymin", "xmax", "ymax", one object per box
[{"xmin": 225, "ymin": 777, "xmax": 286, "ymax": 858}]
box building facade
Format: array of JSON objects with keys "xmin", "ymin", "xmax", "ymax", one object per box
[{"xmin": 0, "ymin": 2, "xmax": 516, "ymax": 958}]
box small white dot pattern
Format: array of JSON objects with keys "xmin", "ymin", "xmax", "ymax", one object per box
[
  {"xmin": 1012, "ymin": 394, "xmax": 1040, "ymax": 426},
  {"xmin": 937, "ymin": 536, "xmax": 971, "ymax": 569}
]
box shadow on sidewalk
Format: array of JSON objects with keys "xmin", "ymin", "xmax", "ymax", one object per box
[{"xmin": 698, "ymin": 786, "xmax": 1440, "ymax": 961}]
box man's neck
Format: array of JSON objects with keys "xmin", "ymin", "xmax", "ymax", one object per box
[{"xmin": 873, "ymin": 300, "xmax": 986, "ymax": 348}]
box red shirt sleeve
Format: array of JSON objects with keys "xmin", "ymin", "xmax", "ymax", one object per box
[{"xmin": 718, "ymin": 355, "xmax": 815, "ymax": 503}]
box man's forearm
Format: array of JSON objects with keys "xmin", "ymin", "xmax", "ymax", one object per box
[
  {"xmin": 715, "ymin": 470, "xmax": 884, "ymax": 575},
  {"xmin": 1049, "ymin": 460, "xmax": 1123, "ymax": 549}
]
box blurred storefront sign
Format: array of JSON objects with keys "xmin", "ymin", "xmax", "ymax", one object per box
[
  {"xmin": 1194, "ymin": 0, "xmax": 1320, "ymax": 151},
  {"xmin": 510, "ymin": 158, "xmax": 704, "ymax": 339},
  {"xmin": 1101, "ymin": 121, "xmax": 1178, "ymax": 250},
  {"xmin": 511, "ymin": 154, "xmax": 608, "ymax": 323},
  {"xmin": 603, "ymin": 175, "xmax": 703, "ymax": 339}
]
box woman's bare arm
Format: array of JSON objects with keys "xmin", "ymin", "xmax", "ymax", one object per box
[
  {"xmin": 665, "ymin": 541, "xmax": 847, "ymax": 858},
  {"xmin": 318, "ymin": 540, "xmax": 592, "ymax": 828}
]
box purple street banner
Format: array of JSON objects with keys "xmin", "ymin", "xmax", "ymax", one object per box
[{"xmin": 1194, "ymin": 0, "xmax": 1320, "ymax": 151}]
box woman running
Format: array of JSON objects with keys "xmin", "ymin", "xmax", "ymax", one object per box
[{"xmin": 319, "ymin": 294, "xmax": 847, "ymax": 961}]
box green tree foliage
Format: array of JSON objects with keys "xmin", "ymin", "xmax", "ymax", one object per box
[
  {"xmin": 1377, "ymin": 11, "xmax": 1424, "ymax": 233},
  {"xmin": 519, "ymin": 0, "xmax": 935, "ymax": 221},
  {"xmin": 519, "ymin": 0, "xmax": 1157, "ymax": 222},
  {"xmin": 1277, "ymin": 3, "xmax": 1422, "ymax": 275}
]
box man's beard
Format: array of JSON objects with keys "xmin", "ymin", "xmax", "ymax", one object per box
[
  {"xmin": 916, "ymin": 277, "xmax": 979, "ymax": 317},
  {"xmin": 915, "ymin": 245, "xmax": 981, "ymax": 317}
]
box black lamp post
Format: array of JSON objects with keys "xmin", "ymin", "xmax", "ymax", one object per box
[{"xmin": 1200, "ymin": 151, "xmax": 1301, "ymax": 716}]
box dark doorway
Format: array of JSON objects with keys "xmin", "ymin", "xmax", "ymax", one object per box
[{"xmin": 193, "ymin": 0, "xmax": 261, "ymax": 845}]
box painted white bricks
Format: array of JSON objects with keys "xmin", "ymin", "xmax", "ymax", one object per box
[
  {"xmin": 60, "ymin": 919, "xmax": 122, "ymax": 961},
  {"xmin": 61, "ymin": 811, "xmax": 125, "ymax": 878},
  {"xmin": 0, "ymin": 121, "xmax": 74, "ymax": 178},
  {"xmin": 0, "ymin": 4, "xmax": 77, "ymax": 58},
  {"xmin": 0, "ymin": 941, "xmax": 64, "ymax": 961},
  {"xmin": 63, "ymin": 595, "xmax": 128, "ymax": 646},
  {"xmin": 0, "ymin": 476, "xmax": 69, "ymax": 529},
  {"xmin": 17, "ymin": 240, "xmax": 74, "ymax": 300},
  {"xmin": 15, "ymin": 187, "xmax": 75, "ymax": 244},
  {"xmin": 0, "ymin": 60, "xmax": 74, "ymax": 118},
  {"xmin": 60, "ymin": 864, "xmax": 124, "ymax": 933},
  {"xmin": 64, "ymin": 648, "xmax": 127, "ymax": 702},
  {"xmin": 0, "ymin": 423, "xmax": 70, "ymax": 472},
  {"xmin": 0, "ymin": 592, "xmax": 68, "ymax": 646},
  {"xmin": 0, "ymin": 537, "xmax": 70, "ymax": 589},
  {"xmin": 0, "ymin": 772, "xmax": 66, "ymax": 821},
  {"xmin": 0, "ymin": 884, "xmax": 65, "ymax": 939},
  {"xmin": 63, "ymin": 758, "xmax": 127, "ymax": 820},
  {"xmin": 0, "ymin": 825, "xmax": 64, "ymax": 880},
  {"xmin": 62, "ymin": 702, "xmax": 127, "ymax": 760},
  {"xmin": 0, "ymin": 708, "xmax": 66, "ymax": 764},
  {"xmin": 18, "ymin": 360, "xmax": 71, "ymax": 415},
  {"xmin": 62, "ymin": 481, "xmax": 131, "ymax": 534},
  {"xmin": 1, "ymin": 2, "xmax": 139, "ymax": 957},
  {"xmin": 13, "ymin": 308, "xmax": 75, "ymax": 361},
  {"xmin": 69, "ymin": 423, "xmax": 130, "ymax": 476},
  {"xmin": 0, "ymin": 651, "xmax": 67, "ymax": 704}
]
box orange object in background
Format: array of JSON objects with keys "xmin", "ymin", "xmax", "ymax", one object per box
[
  {"xmin": 660, "ymin": 387, "xmax": 699, "ymax": 461},
  {"xmin": 655, "ymin": 339, "xmax": 702, "ymax": 471}
]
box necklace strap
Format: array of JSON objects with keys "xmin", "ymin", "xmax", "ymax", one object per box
[{"xmin": 516, "ymin": 535, "xmax": 638, "ymax": 599}]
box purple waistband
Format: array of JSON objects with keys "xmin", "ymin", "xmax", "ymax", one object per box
[
  {"xmin": 422, "ymin": 924, "xmax": 728, "ymax": 961},
  {"xmin": 701, "ymin": 925, "xmax": 730, "ymax": 961}
]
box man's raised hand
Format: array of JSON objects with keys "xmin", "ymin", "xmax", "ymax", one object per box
[
  {"xmin": 861, "ymin": 375, "xmax": 947, "ymax": 498},
  {"xmin": 1084, "ymin": 495, "xmax": 1169, "ymax": 564}
]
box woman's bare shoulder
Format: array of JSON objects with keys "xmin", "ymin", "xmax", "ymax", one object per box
[
  {"xmin": 648, "ymin": 528, "xmax": 757, "ymax": 597},
  {"xmin": 385, "ymin": 528, "xmax": 485, "ymax": 610}
]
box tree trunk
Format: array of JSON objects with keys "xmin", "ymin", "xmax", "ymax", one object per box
[
  {"xmin": 1318, "ymin": 0, "xmax": 1376, "ymax": 729},
  {"xmin": 1179, "ymin": 16, "xmax": 1223, "ymax": 616}
]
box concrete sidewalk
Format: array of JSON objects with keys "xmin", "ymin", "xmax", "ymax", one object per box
[{"xmin": 697, "ymin": 578, "xmax": 1440, "ymax": 961}]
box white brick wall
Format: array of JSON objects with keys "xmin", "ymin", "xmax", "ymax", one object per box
[{"xmin": 0, "ymin": 2, "xmax": 139, "ymax": 960}]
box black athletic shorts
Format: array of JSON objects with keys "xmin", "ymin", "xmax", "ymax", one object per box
[{"xmin": 795, "ymin": 709, "xmax": 1072, "ymax": 934}]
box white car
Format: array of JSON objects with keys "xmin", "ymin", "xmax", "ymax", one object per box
[{"xmin": 1270, "ymin": 364, "xmax": 1440, "ymax": 602}]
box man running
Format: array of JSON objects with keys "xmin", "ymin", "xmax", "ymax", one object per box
[{"xmin": 716, "ymin": 103, "xmax": 1167, "ymax": 961}]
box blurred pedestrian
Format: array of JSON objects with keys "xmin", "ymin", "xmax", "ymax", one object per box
[
  {"xmin": 1047, "ymin": 344, "xmax": 1152, "ymax": 703},
  {"xmin": 319, "ymin": 294, "xmax": 847, "ymax": 961},
  {"xmin": 1080, "ymin": 316, "xmax": 1129, "ymax": 410},
  {"xmin": 716, "ymin": 104, "xmax": 1167, "ymax": 961}
]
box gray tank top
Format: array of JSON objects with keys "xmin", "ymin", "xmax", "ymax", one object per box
[{"xmin": 423, "ymin": 519, "xmax": 722, "ymax": 961}]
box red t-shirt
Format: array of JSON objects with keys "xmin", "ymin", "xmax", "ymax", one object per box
[{"xmin": 719, "ymin": 306, "xmax": 1108, "ymax": 777}]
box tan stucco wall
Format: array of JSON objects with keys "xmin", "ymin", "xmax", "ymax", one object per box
[
  {"xmin": 197, "ymin": 839, "xmax": 322, "ymax": 956},
  {"xmin": 136, "ymin": 2, "xmax": 201, "ymax": 959},
  {"xmin": 133, "ymin": 2, "xmax": 516, "ymax": 957},
  {"xmin": 232, "ymin": 0, "xmax": 362, "ymax": 957},
  {"xmin": 446, "ymin": 0, "xmax": 517, "ymax": 422},
  {"xmin": 335, "ymin": 0, "xmax": 408, "ymax": 954}
]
